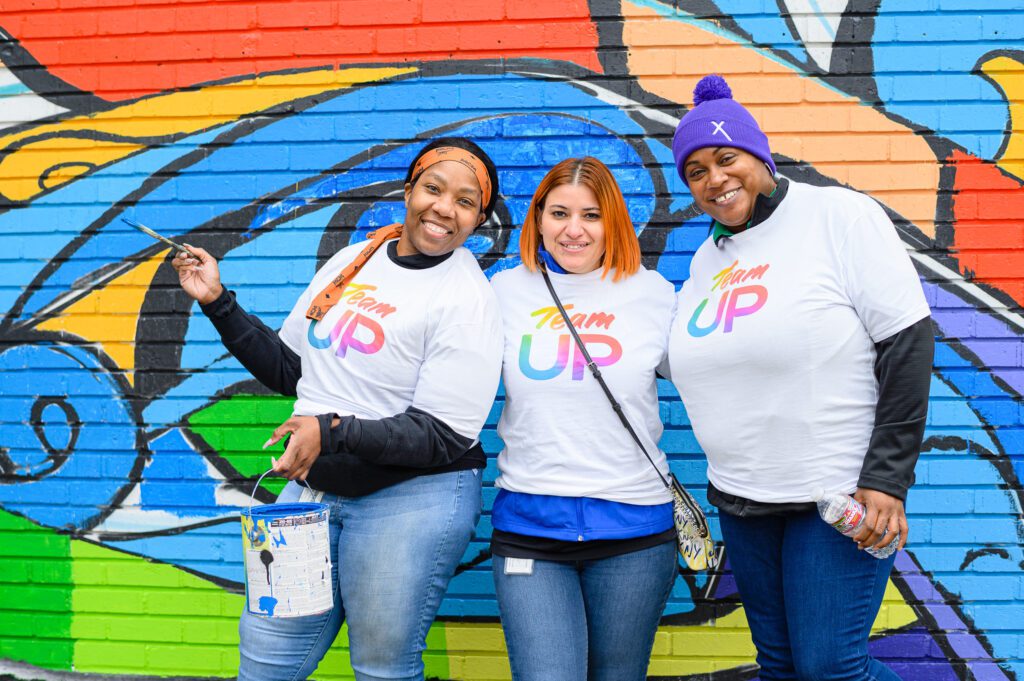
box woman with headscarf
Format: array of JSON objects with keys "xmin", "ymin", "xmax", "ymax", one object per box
[
  {"xmin": 172, "ymin": 137, "xmax": 503, "ymax": 681},
  {"xmin": 666, "ymin": 76, "xmax": 934, "ymax": 680}
]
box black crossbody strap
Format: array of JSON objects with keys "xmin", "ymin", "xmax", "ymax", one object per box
[
  {"xmin": 539, "ymin": 265, "xmax": 673, "ymax": 492},
  {"xmin": 539, "ymin": 265, "xmax": 710, "ymax": 539}
]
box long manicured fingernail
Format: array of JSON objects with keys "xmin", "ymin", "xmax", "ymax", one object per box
[{"xmin": 263, "ymin": 438, "xmax": 274, "ymax": 449}]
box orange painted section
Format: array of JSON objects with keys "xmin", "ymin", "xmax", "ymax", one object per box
[
  {"xmin": 950, "ymin": 150, "xmax": 1024, "ymax": 304},
  {"xmin": 620, "ymin": 1, "xmax": 941, "ymax": 237}
]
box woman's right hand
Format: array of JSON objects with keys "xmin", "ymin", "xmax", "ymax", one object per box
[{"xmin": 171, "ymin": 245, "xmax": 223, "ymax": 305}]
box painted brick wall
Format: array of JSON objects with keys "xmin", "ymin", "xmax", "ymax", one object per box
[{"xmin": 0, "ymin": 1, "xmax": 1022, "ymax": 679}]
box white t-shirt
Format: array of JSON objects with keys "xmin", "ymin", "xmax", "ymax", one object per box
[
  {"xmin": 279, "ymin": 241, "xmax": 503, "ymax": 440},
  {"xmin": 492, "ymin": 264, "xmax": 675, "ymax": 504},
  {"xmin": 668, "ymin": 181, "xmax": 930, "ymax": 503}
]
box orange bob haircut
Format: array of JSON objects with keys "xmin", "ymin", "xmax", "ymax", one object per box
[{"xmin": 520, "ymin": 157, "xmax": 641, "ymax": 281}]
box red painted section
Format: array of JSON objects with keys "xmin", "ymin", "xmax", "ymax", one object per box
[
  {"xmin": 0, "ymin": 0, "xmax": 601, "ymax": 101},
  {"xmin": 949, "ymin": 150, "xmax": 1024, "ymax": 304}
]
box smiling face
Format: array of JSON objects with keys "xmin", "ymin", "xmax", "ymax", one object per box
[
  {"xmin": 400, "ymin": 160, "xmax": 485, "ymax": 257},
  {"xmin": 538, "ymin": 183, "xmax": 606, "ymax": 274},
  {"xmin": 683, "ymin": 146, "xmax": 776, "ymax": 228}
]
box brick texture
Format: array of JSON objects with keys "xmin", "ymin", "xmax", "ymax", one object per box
[{"xmin": 0, "ymin": 1, "xmax": 1022, "ymax": 680}]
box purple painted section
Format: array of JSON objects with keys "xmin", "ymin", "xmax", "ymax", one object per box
[
  {"xmin": 714, "ymin": 569, "xmax": 739, "ymax": 600},
  {"xmin": 869, "ymin": 628, "xmax": 958, "ymax": 680},
  {"xmin": 971, "ymin": 660, "xmax": 1017, "ymax": 681},
  {"xmin": 868, "ymin": 629, "xmax": 939, "ymax": 658},
  {"xmin": 895, "ymin": 552, "xmax": 1011, "ymax": 680},
  {"xmin": 883, "ymin": 660, "xmax": 959, "ymax": 681},
  {"xmin": 928, "ymin": 282, "xmax": 1024, "ymax": 396}
]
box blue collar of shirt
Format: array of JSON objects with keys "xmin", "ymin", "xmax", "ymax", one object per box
[{"xmin": 538, "ymin": 245, "xmax": 568, "ymax": 274}]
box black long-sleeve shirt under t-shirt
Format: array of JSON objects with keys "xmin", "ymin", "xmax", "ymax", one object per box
[{"xmin": 199, "ymin": 241, "xmax": 485, "ymax": 497}]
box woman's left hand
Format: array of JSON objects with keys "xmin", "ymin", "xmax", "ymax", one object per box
[
  {"xmin": 265, "ymin": 416, "xmax": 322, "ymax": 481},
  {"xmin": 852, "ymin": 488, "xmax": 908, "ymax": 551}
]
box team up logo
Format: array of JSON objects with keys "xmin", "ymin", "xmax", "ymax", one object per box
[
  {"xmin": 519, "ymin": 305, "xmax": 622, "ymax": 381},
  {"xmin": 687, "ymin": 259, "xmax": 770, "ymax": 337},
  {"xmin": 307, "ymin": 283, "xmax": 397, "ymax": 357}
]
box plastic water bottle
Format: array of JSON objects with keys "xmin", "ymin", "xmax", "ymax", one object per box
[{"xmin": 811, "ymin": 489, "xmax": 899, "ymax": 559}]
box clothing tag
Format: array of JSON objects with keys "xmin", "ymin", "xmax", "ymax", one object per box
[
  {"xmin": 299, "ymin": 486, "xmax": 325, "ymax": 504},
  {"xmin": 503, "ymin": 557, "xmax": 534, "ymax": 575}
]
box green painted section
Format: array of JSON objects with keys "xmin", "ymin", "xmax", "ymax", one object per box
[
  {"xmin": 424, "ymin": 624, "xmax": 452, "ymax": 679},
  {"xmin": 66, "ymin": 541, "xmax": 396, "ymax": 679},
  {"xmin": 0, "ymin": 511, "xmax": 73, "ymax": 670},
  {"xmin": 313, "ymin": 623, "xmax": 449, "ymax": 680},
  {"xmin": 188, "ymin": 394, "xmax": 298, "ymax": 495},
  {"xmin": 70, "ymin": 539, "xmax": 242, "ymax": 676}
]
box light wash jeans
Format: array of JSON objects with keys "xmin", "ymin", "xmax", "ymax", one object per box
[
  {"xmin": 719, "ymin": 509, "xmax": 901, "ymax": 680},
  {"xmin": 492, "ymin": 540, "xmax": 677, "ymax": 681},
  {"xmin": 238, "ymin": 469, "xmax": 481, "ymax": 681}
]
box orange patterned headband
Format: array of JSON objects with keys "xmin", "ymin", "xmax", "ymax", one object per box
[{"xmin": 410, "ymin": 146, "xmax": 492, "ymax": 210}]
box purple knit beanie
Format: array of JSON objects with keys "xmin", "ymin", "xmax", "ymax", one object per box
[{"xmin": 671, "ymin": 75, "xmax": 776, "ymax": 180}]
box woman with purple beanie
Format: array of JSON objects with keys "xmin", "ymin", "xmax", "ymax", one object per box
[{"xmin": 665, "ymin": 75, "xmax": 934, "ymax": 679}]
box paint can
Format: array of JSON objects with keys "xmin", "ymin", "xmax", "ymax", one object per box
[{"xmin": 240, "ymin": 475, "xmax": 333, "ymax": 618}]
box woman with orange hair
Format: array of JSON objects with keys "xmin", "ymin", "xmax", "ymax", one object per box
[{"xmin": 489, "ymin": 157, "xmax": 677, "ymax": 681}]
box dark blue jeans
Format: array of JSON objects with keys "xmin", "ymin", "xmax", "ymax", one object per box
[
  {"xmin": 493, "ymin": 540, "xmax": 678, "ymax": 681},
  {"xmin": 719, "ymin": 509, "xmax": 900, "ymax": 681}
]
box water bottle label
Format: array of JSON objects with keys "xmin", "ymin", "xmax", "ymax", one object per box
[{"xmin": 830, "ymin": 503, "xmax": 864, "ymax": 536}]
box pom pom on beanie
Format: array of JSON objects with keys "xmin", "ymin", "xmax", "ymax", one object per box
[
  {"xmin": 693, "ymin": 74, "xmax": 732, "ymax": 106},
  {"xmin": 671, "ymin": 74, "xmax": 775, "ymax": 180}
]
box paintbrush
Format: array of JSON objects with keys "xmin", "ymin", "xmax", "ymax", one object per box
[{"xmin": 121, "ymin": 217, "xmax": 198, "ymax": 259}]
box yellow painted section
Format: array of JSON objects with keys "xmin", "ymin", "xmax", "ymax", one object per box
[
  {"xmin": 0, "ymin": 67, "xmax": 416, "ymax": 202},
  {"xmin": 621, "ymin": 0, "xmax": 940, "ymax": 236},
  {"xmin": 37, "ymin": 248, "xmax": 170, "ymax": 385},
  {"xmin": 439, "ymin": 578, "xmax": 917, "ymax": 679},
  {"xmin": 981, "ymin": 54, "xmax": 1024, "ymax": 181},
  {"xmin": 444, "ymin": 622, "xmax": 511, "ymax": 680},
  {"xmin": 875, "ymin": 578, "xmax": 920, "ymax": 633}
]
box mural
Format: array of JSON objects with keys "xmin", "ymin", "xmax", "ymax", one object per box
[{"xmin": 0, "ymin": 0, "xmax": 1021, "ymax": 678}]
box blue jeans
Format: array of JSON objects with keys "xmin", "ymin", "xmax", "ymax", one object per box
[
  {"xmin": 492, "ymin": 540, "xmax": 677, "ymax": 681},
  {"xmin": 718, "ymin": 509, "xmax": 900, "ymax": 681},
  {"xmin": 238, "ymin": 469, "xmax": 482, "ymax": 681}
]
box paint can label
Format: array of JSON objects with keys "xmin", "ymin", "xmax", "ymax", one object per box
[{"xmin": 241, "ymin": 504, "xmax": 333, "ymax": 618}]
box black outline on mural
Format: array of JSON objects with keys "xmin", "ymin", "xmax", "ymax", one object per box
[
  {"xmin": 0, "ymin": 27, "xmax": 106, "ymax": 118},
  {"xmin": 828, "ymin": 0, "xmax": 881, "ymax": 102},
  {"xmin": 973, "ymin": 49, "xmax": 1024, "ymax": 168}
]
